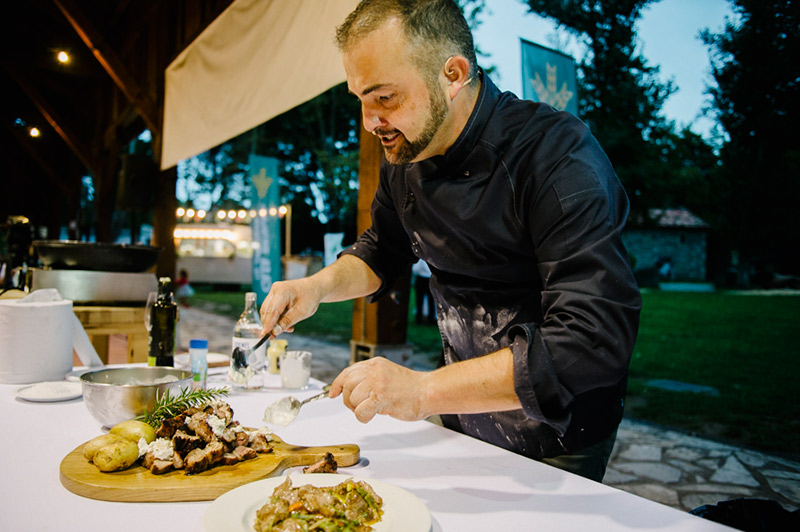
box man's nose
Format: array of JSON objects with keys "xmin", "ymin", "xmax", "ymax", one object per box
[{"xmin": 362, "ymin": 108, "xmax": 383, "ymax": 132}]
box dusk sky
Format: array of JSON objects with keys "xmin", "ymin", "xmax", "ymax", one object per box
[{"xmin": 472, "ymin": 0, "xmax": 736, "ymax": 139}]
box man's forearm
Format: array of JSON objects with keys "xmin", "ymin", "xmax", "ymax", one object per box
[
  {"xmin": 421, "ymin": 347, "xmax": 522, "ymax": 416},
  {"xmin": 314, "ymin": 254, "xmax": 382, "ymax": 303}
]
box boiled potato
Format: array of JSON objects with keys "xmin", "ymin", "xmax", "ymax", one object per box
[
  {"xmin": 83, "ymin": 433, "xmax": 128, "ymax": 462},
  {"xmin": 110, "ymin": 419, "xmax": 156, "ymax": 444},
  {"xmin": 93, "ymin": 439, "xmax": 139, "ymax": 472}
]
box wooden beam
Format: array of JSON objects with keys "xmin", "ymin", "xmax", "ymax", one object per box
[
  {"xmin": 5, "ymin": 122, "xmax": 74, "ymax": 197},
  {"xmin": 53, "ymin": 0, "xmax": 161, "ymax": 136},
  {"xmin": 3, "ymin": 61, "xmax": 99, "ymax": 176}
]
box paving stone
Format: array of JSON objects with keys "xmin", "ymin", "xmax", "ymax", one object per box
[
  {"xmin": 710, "ymin": 456, "xmax": 760, "ymax": 487},
  {"xmin": 698, "ymin": 458, "xmax": 723, "ymax": 470},
  {"xmin": 617, "ymin": 443, "xmax": 662, "ymax": 461},
  {"xmin": 603, "ymin": 468, "xmax": 637, "ymax": 484},
  {"xmin": 614, "ymin": 462, "xmax": 683, "ymax": 483},
  {"xmin": 667, "ymin": 459, "xmax": 708, "ymax": 475},
  {"xmin": 709, "ymin": 449, "xmax": 733, "ymax": 458},
  {"xmin": 665, "ymin": 446, "xmax": 705, "ymax": 463},
  {"xmin": 735, "ymin": 449, "xmax": 768, "ymax": 468},
  {"xmin": 619, "ymin": 483, "xmax": 680, "ymax": 507},
  {"xmin": 677, "ymin": 483, "xmax": 758, "ymax": 495},
  {"xmin": 766, "ymin": 477, "xmax": 800, "ymax": 504},
  {"xmin": 644, "ymin": 379, "xmax": 720, "ymax": 396},
  {"xmin": 767, "ymin": 455, "xmax": 800, "ymax": 472},
  {"xmin": 762, "ymin": 469, "xmax": 800, "ymax": 481}
]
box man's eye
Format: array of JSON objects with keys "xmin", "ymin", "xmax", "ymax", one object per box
[{"xmin": 378, "ymin": 94, "xmax": 393, "ymax": 102}]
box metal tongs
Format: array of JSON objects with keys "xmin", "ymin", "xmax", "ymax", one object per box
[{"xmin": 263, "ymin": 385, "xmax": 332, "ymax": 426}]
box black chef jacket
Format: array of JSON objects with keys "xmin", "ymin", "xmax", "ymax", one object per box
[{"xmin": 341, "ymin": 72, "xmax": 641, "ymax": 459}]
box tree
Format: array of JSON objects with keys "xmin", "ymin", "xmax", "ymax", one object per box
[
  {"xmin": 701, "ymin": 0, "xmax": 800, "ymax": 274},
  {"xmin": 520, "ymin": 0, "xmax": 682, "ymax": 223}
]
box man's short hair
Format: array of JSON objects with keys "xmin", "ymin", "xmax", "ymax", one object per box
[{"xmin": 336, "ymin": 0, "xmax": 478, "ymax": 84}]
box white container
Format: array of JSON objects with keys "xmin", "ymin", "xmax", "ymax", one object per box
[
  {"xmin": 280, "ymin": 350, "xmax": 311, "ymax": 389},
  {"xmin": 0, "ymin": 299, "xmax": 74, "ymax": 384}
]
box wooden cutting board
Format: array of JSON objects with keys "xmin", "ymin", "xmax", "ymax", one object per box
[{"xmin": 59, "ymin": 434, "xmax": 359, "ymax": 502}]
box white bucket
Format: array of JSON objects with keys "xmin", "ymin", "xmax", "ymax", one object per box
[{"xmin": 0, "ymin": 299, "xmax": 74, "ymax": 384}]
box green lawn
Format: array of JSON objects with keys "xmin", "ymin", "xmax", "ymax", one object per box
[
  {"xmin": 626, "ymin": 290, "xmax": 800, "ymax": 457},
  {"xmin": 190, "ymin": 286, "xmax": 800, "ymax": 457}
]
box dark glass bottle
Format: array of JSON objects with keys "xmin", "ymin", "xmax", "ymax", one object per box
[{"xmin": 148, "ymin": 277, "xmax": 178, "ymax": 367}]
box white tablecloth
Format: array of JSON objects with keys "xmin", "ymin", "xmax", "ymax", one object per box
[{"xmin": 0, "ymin": 369, "xmax": 733, "ymax": 531}]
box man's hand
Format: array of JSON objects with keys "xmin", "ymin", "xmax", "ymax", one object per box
[
  {"xmin": 260, "ymin": 255, "xmax": 383, "ymax": 338},
  {"xmin": 330, "ymin": 357, "xmax": 430, "ymax": 423},
  {"xmin": 331, "ymin": 348, "xmax": 521, "ymax": 424},
  {"xmin": 259, "ymin": 277, "xmax": 322, "ymax": 338}
]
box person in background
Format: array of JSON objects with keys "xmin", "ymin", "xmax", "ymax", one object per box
[
  {"xmin": 175, "ymin": 268, "xmax": 194, "ymax": 308},
  {"xmin": 259, "ymin": 0, "xmax": 641, "ymax": 482}
]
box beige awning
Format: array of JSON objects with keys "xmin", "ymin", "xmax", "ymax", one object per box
[{"xmin": 161, "ymin": 0, "xmax": 359, "ymax": 170}]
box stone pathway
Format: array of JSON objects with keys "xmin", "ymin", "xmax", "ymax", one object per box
[{"xmin": 176, "ymin": 306, "xmax": 800, "ymax": 516}]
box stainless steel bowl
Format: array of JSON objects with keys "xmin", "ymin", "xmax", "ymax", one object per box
[{"xmin": 80, "ymin": 367, "xmax": 192, "ymax": 427}]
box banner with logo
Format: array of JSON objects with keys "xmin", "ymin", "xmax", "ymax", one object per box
[
  {"xmin": 248, "ymin": 154, "xmax": 282, "ymax": 301},
  {"xmin": 520, "ymin": 38, "xmax": 579, "ymax": 116}
]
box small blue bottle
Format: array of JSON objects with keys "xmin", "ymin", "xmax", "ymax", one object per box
[{"xmin": 189, "ymin": 338, "xmax": 209, "ymax": 390}]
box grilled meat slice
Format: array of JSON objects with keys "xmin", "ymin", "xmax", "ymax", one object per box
[
  {"xmin": 173, "ymin": 451, "xmax": 184, "ymax": 470},
  {"xmin": 172, "ymin": 429, "xmax": 203, "ymax": 454},
  {"xmin": 249, "ymin": 432, "xmax": 272, "ymax": 453},
  {"xmin": 155, "ymin": 414, "xmax": 186, "ymax": 439},
  {"xmin": 303, "ymin": 452, "xmax": 338, "ymax": 474},
  {"xmin": 150, "ymin": 459, "xmax": 174, "ymax": 475},
  {"xmin": 184, "ymin": 440, "xmax": 225, "ymax": 474},
  {"xmin": 234, "ymin": 429, "xmax": 250, "ymax": 448},
  {"xmin": 219, "ymin": 445, "xmax": 258, "ymax": 466},
  {"xmin": 186, "ymin": 412, "xmax": 216, "ymax": 443}
]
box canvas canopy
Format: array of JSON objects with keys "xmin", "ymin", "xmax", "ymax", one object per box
[{"xmin": 161, "ymin": 0, "xmax": 359, "ymax": 170}]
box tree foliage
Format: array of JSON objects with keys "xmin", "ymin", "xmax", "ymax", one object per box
[
  {"xmin": 519, "ymin": 0, "xmax": 730, "ymax": 235},
  {"xmin": 701, "ymin": 0, "xmax": 800, "ymax": 272},
  {"xmin": 521, "ymin": 0, "xmax": 682, "ymax": 222}
]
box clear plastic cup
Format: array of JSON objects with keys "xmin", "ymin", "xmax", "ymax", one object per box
[{"xmin": 279, "ymin": 350, "xmax": 311, "ymax": 389}]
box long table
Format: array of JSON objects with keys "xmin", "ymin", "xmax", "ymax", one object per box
[{"xmin": 0, "ymin": 368, "xmax": 734, "ymax": 531}]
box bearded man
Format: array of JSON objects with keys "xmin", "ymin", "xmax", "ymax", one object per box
[{"xmin": 259, "ymin": 0, "xmax": 641, "ymax": 482}]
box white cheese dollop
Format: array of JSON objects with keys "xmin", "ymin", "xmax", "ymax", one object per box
[
  {"xmin": 138, "ymin": 437, "xmax": 174, "ymax": 460},
  {"xmin": 206, "ymin": 414, "xmax": 227, "ymax": 437}
]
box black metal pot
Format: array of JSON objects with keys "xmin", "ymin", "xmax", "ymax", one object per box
[{"xmin": 33, "ymin": 240, "xmax": 162, "ymax": 273}]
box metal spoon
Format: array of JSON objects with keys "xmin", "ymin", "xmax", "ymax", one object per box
[
  {"xmin": 231, "ymin": 332, "xmax": 272, "ymax": 373},
  {"xmin": 263, "ymin": 385, "xmax": 332, "ymax": 426}
]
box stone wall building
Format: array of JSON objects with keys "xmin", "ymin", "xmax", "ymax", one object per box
[{"xmin": 623, "ymin": 208, "xmax": 709, "ymax": 283}]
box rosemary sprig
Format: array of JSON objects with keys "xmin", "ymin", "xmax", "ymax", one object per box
[{"xmin": 136, "ymin": 387, "xmax": 230, "ymax": 427}]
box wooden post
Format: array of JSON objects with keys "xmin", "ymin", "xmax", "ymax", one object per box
[{"xmin": 350, "ymin": 126, "xmax": 412, "ymax": 366}]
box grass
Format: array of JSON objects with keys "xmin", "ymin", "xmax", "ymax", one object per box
[
  {"xmin": 626, "ymin": 290, "xmax": 800, "ymax": 457},
  {"xmin": 189, "ymin": 286, "xmax": 800, "ymax": 457}
]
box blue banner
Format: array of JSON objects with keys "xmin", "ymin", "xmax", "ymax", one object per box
[
  {"xmin": 520, "ymin": 38, "xmax": 579, "ymax": 116},
  {"xmin": 248, "ymin": 155, "xmax": 282, "ymax": 301}
]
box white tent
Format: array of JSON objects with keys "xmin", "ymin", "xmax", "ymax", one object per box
[{"xmin": 161, "ymin": 0, "xmax": 359, "ymax": 170}]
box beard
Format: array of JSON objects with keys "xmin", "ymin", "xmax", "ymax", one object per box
[{"xmin": 379, "ymin": 84, "xmax": 449, "ymax": 165}]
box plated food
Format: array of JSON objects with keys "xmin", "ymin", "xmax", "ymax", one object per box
[
  {"xmin": 203, "ymin": 474, "xmax": 432, "ymax": 532},
  {"xmin": 254, "ymin": 476, "xmax": 383, "ymax": 532}
]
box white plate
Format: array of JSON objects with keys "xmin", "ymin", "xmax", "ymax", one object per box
[
  {"xmin": 203, "ymin": 473, "xmax": 431, "ymax": 532},
  {"xmin": 15, "ymin": 381, "xmax": 83, "ymax": 402}
]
